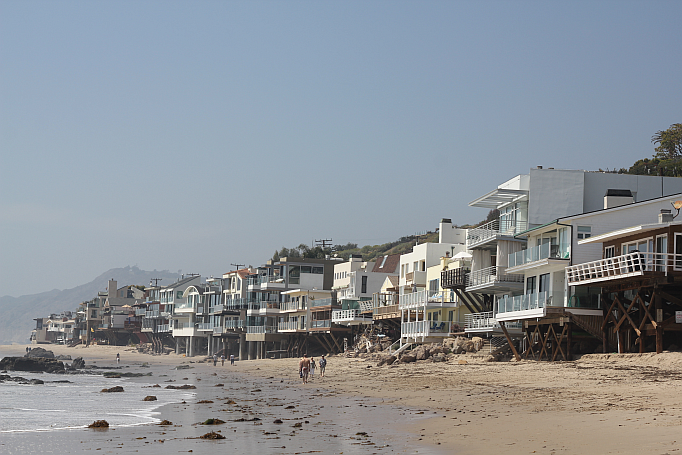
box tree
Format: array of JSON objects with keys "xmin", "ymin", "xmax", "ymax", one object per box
[
  {"xmin": 272, "ymin": 250, "xmax": 280, "ymax": 262},
  {"xmin": 653, "ymin": 123, "xmax": 682, "ymax": 160}
]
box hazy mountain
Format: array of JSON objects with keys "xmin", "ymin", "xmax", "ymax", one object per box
[{"xmin": 0, "ymin": 266, "xmax": 182, "ymax": 345}]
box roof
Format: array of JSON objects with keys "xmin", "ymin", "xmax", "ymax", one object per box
[
  {"xmin": 386, "ymin": 275, "xmax": 399, "ymax": 288},
  {"xmin": 164, "ymin": 275, "xmax": 200, "ymax": 290},
  {"xmin": 371, "ymin": 254, "xmax": 401, "ymax": 273},
  {"xmin": 469, "ymin": 187, "xmax": 528, "ymax": 209}
]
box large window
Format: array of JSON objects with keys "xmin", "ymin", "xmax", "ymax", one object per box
[
  {"xmin": 539, "ymin": 273, "xmax": 550, "ymax": 294},
  {"xmin": 526, "ymin": 276, "xmax": 536, "ymax": 295},
  {"xmin": 361, "ymin": 276, "xmax": 368, "ymax": 294},
  {"xmin": 577, "ymin": 226, "xmax": 591, "ymax": 240}
]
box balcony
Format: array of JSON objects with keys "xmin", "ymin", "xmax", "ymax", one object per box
[
  {"xmin": 210, "ymin": 304, "xmax": 224, "ymax": 314},
  {"xmin": 466, "ymin": 218, "xmax": 528, "ymax": 249},
  {"xmin": 224, "ymin": 298, "xmax": 255, "ymax": 311},
  {"xmin": 309, "ymin": 298, "xmax": 337, "ymax": 308},
  {"xmin": 465, "ymin": 266, "xmax": 524, "ymax": 293},
  {"xmin": 196, "ymin": 322, "xmax": 214, "ymax": 332},
  {"xmin": 135, "ymin": 308, "xmax": 147, "ymax": 316},
  {"xmin": 495, "ymin": 291, "xmax": 571, "ymax": 322},
  {"xmin": 278, "ymin": 320, "xmax": 304, "ymax": 332},
  {"xmin": 401, "ymin": 320, "xmax": 452, "ymax": 340},
  {"xmin": 224, "ymin": 319, "xmax": 245, "ymax": 330},
  {"xmin": 213, "ymin": 326, "xmax": 224, "ymax": 335},
  {"xmin": 310, "ymin": 320, "xmax": 331, "ymax": 329},
  {"xmin": 332, "ymin": 309, "xmax": 373, "ymax": 326},
  {"xmin": 507, "ymin": 242, "xmax": 569, "ymax": 271},
  {"xmin": 373, "ymin": 304, "xmax": 400, "ymax": 319},
  {"xmin": 441, "ymin": 267, "xmax": 469, "ymax": 289},
  {"xmin": 566, "ymin": 252, "xmax": 682, "ymax": 287},
  {"xmin": 145, "ymin": 310, "xmax": 160, "ymax": 318},
  {"xmin": 246, "ymin": 325, "xmax": 277, "ymax": 334},
  {"xmin": 464, "ymin": 312, "xmax": 522, "ymax": 332},
  {"xmin": 398, "ymin": 290, "xmax": 445, "ymax": 310},
  {"xmin": 156, "ymin": 324, "xmax": 170, "ymax": 333},
  {"xmin": 281, "ymin": 301, "xmax": 305, "ymax": 312}
]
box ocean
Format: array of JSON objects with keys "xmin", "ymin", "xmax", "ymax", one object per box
[{"xmin": 0, "ymin": 368, "xmax": 192, "ymax": 433}]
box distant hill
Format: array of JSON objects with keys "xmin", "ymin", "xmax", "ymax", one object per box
[{"xmin": 0, "ymin": 266, "xmax": 181, "ymax": 345}]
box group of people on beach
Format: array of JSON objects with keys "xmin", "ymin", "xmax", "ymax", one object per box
[
  {"xmin": 212, "ymin": 353, "xmax": 236, "ymax": 366},
  {"xmin": 298, "ymin": 353, "xmax": 326, "ymax": 384}
]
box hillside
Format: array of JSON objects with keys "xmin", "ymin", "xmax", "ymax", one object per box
[{"xmin": 0, "ymin": 266, "xmax": 180, "ymax": 344}]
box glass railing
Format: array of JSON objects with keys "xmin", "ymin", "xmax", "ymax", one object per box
[
  {"xmin": 145, "ymin": 310, "xmax": 160, "ymax": 318},
  {"xmin": 311, "ymin": 320, "xmax": 331, "ymax": 328},
  {"xmin": 196, "ymin": 322, "xmax": 214, "ymax": 331},
  {"xmin": 466, "ymin": 266, "xmax": 524, "ymax": 288},
  {"xmin": 224, "ymin": 319, "xmax": 245, "ymax": 329},
  {"xmin": 309, "ymin": 298, "xmax": 336, "ymax": 308},
  {"xmin": 156, "ymin": 324, "xmax": 170, "ymax": 332},
  {"xmin": 508, "ymin": 242, "xmax": 569, "ymax": 268},
  {"xmin": 496, "ymin": 291, "xmax": 565, "ymax": 314}
]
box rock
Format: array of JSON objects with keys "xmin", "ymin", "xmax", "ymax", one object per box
[
  {"xmin": 25, "ymin": 348, "xmax": 55, "ymax": 359},
  {"xmin": 201, "ymin": 418, "xmax": 225, "ymax": 425},
  {"xmin": 471, "ymin": 337, "xmax": 485, "ymax": 352},
  {"xmin": 414, "ymin": 345, "xmax": 431, "ymax": 361},
  {"xmin": 376, "ymin": 355, "xmax": 396, "ymax": 367},
  {"xmin": 273, "ymin": 419, "xmax": 283, "ymax": 424},
  {"xmin": 165, "ymin": 384, "xmax": 196, "ymax": 389},
  {"xmin": 101, "ymin": 386, "xmax": 124, "ymax": 393},
  {"xmin": 88, "ymin": 420, "xmax": 109, "ymax": 428},
  {"xmin": 400, "ymin": 351, "xmax": 417, "ymax": 363},
  {"xmin": 0, "ymin": 374, "xmax": 44, "ymax": 384},
  {"xmin": 159, "ymin": 420, "xmax": 173, "ymax": 425},
  {"xmin": 55, "ymin": 355, "xmax": 72, "ymax": 361},
  {"xmin": 200, "ymin": 431, "xmax": 225, "ymax": 439},
  {"xmin": 0, "ymin": 356, "xmax": 65, "ymax": 374},
  {"xmin": 71, "ymin": 357, "xmax": 85, "ymax": 369},
  {"xmin": 458, "ymin": 359, "xmax": 468, "ymax": 365},
  {"xmin": 429, "ymin": 345, "xmax": 445, "ymax": 356},
  {"xmin": 143, "ymin": 396, "xmax": 157, "ymax": 401},
  {"xmin": 432, "ymin": 353, "xmax": 446, "ymax": 363}
]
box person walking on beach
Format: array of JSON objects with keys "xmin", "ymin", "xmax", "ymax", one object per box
[
  {"xmin": 310, "ymin": 357, "xmax": 316, "ymax": 379},
  {"xmin": 213, "ymin": 354, "xmax": 217, "ymax": 366},
  {"xmin": 319, "ymin": 355, "xmax": 327, "ymax": 377},
  {"xmin": 220, "ymin": 354, "xmax": 225, "ymax": 366},
  {"xmin": 116, "ymin": 353, "xmax": 120, "ymax": 365},
  {"xmin": 230, "ymin": 354, "xmax": 235, "ymax": 365},
  {"xmin": 299, "ymin": 354, "xmax": 310, "ymax": 384}
]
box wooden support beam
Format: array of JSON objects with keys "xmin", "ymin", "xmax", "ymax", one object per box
[
  {"xmin": 614, "ymin": 296, "xmax": 641, "ymax": 336},
  {"xmin": 500, "ymin": 321, "xmax": 521, "ymax": 361},
  {"xmin": 601, "ymin": 294, "xmax": 619, "ymax": 331},
  {"xmin": 566, "ymin": 322, "xmax": 573, "ymax": 361},
  {"xmin": 655, "ymin": 290, "xmax": 682, "ymax": 310}
]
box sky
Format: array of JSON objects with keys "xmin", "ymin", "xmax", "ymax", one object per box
[{"xmin": 1, "ymin": 0, "xmax": 681, "ymax": 298}]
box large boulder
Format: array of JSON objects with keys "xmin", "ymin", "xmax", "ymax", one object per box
[
  {"xmin": 25, "ymin": 347, "xmax": 55, "ymax": 359},
  {"xmin": 414, "ymin": 345, "xmax": 431, "ymax": 361},
  {"xmin": 376, "ymin": 355, "xmax": 396, "ymax": 367},
  {"xmin": 471, "ymin": 337, "xmax": 485, "ymax": 352},
  {"xmin": 71, "ymin": 357, "xmax": 85, "ymax": 369},
  {"xmin": 400, "ymin": 351, "xmax": 417, "ymax": 363},
  {"xmin": 0, "ymin": 356, "xmax": 65, "ymax": 373}
]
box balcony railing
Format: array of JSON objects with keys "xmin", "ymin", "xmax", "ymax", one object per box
[
  {"xmin": 398, "ymin": 290, "xmax": 443, "ymax": 310},
  {"xmin": 213, "ymin": 326, "xmax": 224, "ymax": 335},
  {"xmin": 332, "ymin": 309, "xmax": 371, "ymax": 323},
  {"xmin": 374, "ymin": 304, "xmax": 399, "ymax": 316},
  {"xmin": 373, "ymin": 293, "xmax": 398, "ymax": 308},
  {"xmin": 145, "ymin": 310, "xmax": 160, "ymax": 318},
  {"xmin": 156, "ymin": 324, "xmax": 170, "ymax": 332},
  {"xmin": 465, "ymin": 312, "xmax": 521, "ymax": 330},
  {"xmin": 311, "ymin": 320, "xmax": 331, "ymax": 328},
  {"xmin": 441, "ymin": 267, "xmax": 469, "ymax": 289},
  {"xmin": 401, "ymin": 320, "xmax": 452, "ymax": 338},
  {"xmin": 224, "ymin": 319, "xmax": 245, "ymax": 330},
  {"xmin": 508, "ymin": 242, "xmax": 569, "ymax": 268},
  {"xmin": 210, "ymin": 304, "xmax": 224, "ymax": 313},
  {"xmin": 497, "ymin": 291, "xmax": 566, "ymax": 314},
  {"xmin": 278, "ymin": 321, "xmax": 303, "ymax": 331},
  {"xmin": 566, "ymin": 252, "xmax": 682, "ymax": 286},
  {"xmin": 466, "ymin": 266, "xmax": 524, "ymax": 288},
  {"xmin": 196, "ymin": 322, "xmax": 214, "ymax": 331},
  {"xmin": 405, "ymin": 270, "xmax": 427, "ymax": 285},
  {"xmin": 281, "ymin": 301, "xmax": 305, "ymax": 312},
  {"xmin": 246, "ymin": 325, "xmax": 277, "ymax": 334},
  {"xmin": 466, "ymin": 218, "xmax": 528, "ymax": 248},
  {"xmin": 135, "ymin": 308, "xmax": 147, "ymax": 316},
  {"xmin": 309, "ymin": 298, "xmax": 337, "ymax": 308},
  {"xmin": 224, "ymin": 298, "xmax": 256, "ymax": 311}
]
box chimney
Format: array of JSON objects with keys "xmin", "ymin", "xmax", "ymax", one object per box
[
  {"xmin": 659, "ymin": 209, "xmax": 674, "ymax": 224},
  {"xmin": 604, "ymin": 189, "xmax": 634, "ymax": 209},
  {"xmin": 439, "ymin": 218, "xmax": 452, "ymax": 244},
  {"xmin": 537, "ymin": 165, "xmax": 543, "ymax": 169},
  {"xmin": 350, "ymin": 254, "xmax": 363, "ymax": 262}
]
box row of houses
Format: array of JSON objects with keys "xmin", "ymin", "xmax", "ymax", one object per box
[{"xmin": 33, "ymin": 167, "xmax": 682, "ymax": 360}]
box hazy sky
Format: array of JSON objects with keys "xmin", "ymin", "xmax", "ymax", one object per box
[{"xmin": 1, "ymin": 1, "xmax": 680, "ymax": 297}]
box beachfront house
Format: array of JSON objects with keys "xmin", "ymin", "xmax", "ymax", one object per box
[{"xmin": 165, "ymin": 275, "xmax": 202, "ymax": 356}]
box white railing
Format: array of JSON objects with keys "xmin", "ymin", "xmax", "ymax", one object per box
[
  {"xmin": 466, "ymin": 218, "xmax": 528, "ymax": 248},
  {"xmin": 332, "ymin": 309, "xmax": 371, "ymax": 322},
  {"xmin": 196, "ymin": 322, "xmax": 214, "ymax": 331},
  {"xmin": 277, "ymin": 321, "xmax": 302, "ymax": 331},
  {"xmin": 224, "ymin": 298, "xmax": 254, "ymax": 310},
  {"xmin": 281, "ymin": 301, "xmax": 304, "ymax": 312},
  {"xmin": 508, "ymin": 242, "xmax": 570, "ymax": 268},
  {"xmin": 145, "ymin": 310, "xmax": 160, "ymax": 318},
  {"xmin": 358, "ymin": 300, "xmax": 374, "ymax": 312},
  {"xmin": 401, "ymin": 320, "xmax": 451, "ymax": 338},
  {"xmin": 156, "ymin": 324, "xmax": 170, "ymax": 332},
  {"xmin": 373, "ymin": 293, "xmax": 398, "ymax": 308},
  {"xmin": 210, "ymin": 304, "xmax": 224, "ymax": 313},
  {"xmin": 398, "ymin": 290, "xmax": 442, "ymax": 310},
  {"xmin": 224, "ymin": 319, "xmax": 245, "ymax": 329},
  {"xmin": 135, "ymin": 308, "xmax": 147, "ymax": 316},
  {"xmin": 465, "ymin": 312, "xmax": 497, "ymax": 330},
  {"xmin": 566, "ymin": 252, "xmax": 682, "ymax": 286},
  {"xmin": 466, "ymin": 266, "xmax": 524, "ymax": 288},
  {"xmin": 246, "ymin": 325, "xmax": 277, "ymax": 334}
]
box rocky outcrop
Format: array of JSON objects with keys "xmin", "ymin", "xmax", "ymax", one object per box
[
  {"xmin": 70, "ymin": 357, "xmax": 85, "ymax": 370},
  {"xmin": 0, "ymin": 374, "xmax": 44, "ymax": 384},
  {"xmin": 25, "ymin": 347, "xmax": 55, "ymax": 358},
  {"xmin": 101, "ymin": 386, "xmax": 124, "ymax": 393},
  {"xmin": 0, "ymin": 356, "xmax": 65, "ymax": 373}
]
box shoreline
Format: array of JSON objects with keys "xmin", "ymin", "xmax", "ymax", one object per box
[{"xmin": 3, "ymin": 344, "xmax": 682, "ymax": 454}]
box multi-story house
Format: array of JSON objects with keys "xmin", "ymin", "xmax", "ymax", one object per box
[
  {"xmin": 215, "ymin": 268, "xmax": 254, "ymax": 361},
  {"xmin": 465, "ymin": 167, "xmax": 682, "ymax": 342},
  {"xmin": 163, "ymin": 275, "xmax": 202, "ymax": 356},
  {"xmin": 140, "ymin": 281, "xmax": 172, "ymax": 353}
]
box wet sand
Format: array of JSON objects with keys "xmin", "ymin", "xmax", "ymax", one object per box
[
  {"xmin": 3, "ymin": 344, "xmax": 682, "ymax": 454},
  {"xmin": 0, "ymin": 344, "xmax": 443, "ymax": 455}
]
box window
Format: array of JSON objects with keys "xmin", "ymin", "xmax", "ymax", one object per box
[
  {"xmin": 300, "ymin": 266, "xmax": 312, "ymax": 274},
  {"xmin": 361, "ymin": 276, "xmax": 368, "ymax": 294},
  {"xmin": 429, "ymin": 278, "xmax": 439, "ymax": 292},
  {"xmin": 379, "ymin": 255, "xmax": 388, "ymax": 268},
  {"xmin": 604, "ymin": 246, "xmax": 615, "ymax": 259},
  {"xmin": 656, "ymin": 235, "xmax": 668, "ymax": 271},
  {"xmin": 539, "ymin": 273, "xmax": 550, "ymax": 294},
  {"xmin": 577, "ymin": 226, "xmax": 591, "ymax": 240},
  {"xmin": 176, "ymin": 291, "xmax": 183, "ymax": 300},
  {"xmin": 526, "ymin": 276, "xmax": 536, "ymax": 294},
  {"xmin": 675, "ymin": 233, "xmax": 682, "ymax": 270},
  {"xmin": 312, "ymin": 266, "xmax": 323, "ymax": 274}
]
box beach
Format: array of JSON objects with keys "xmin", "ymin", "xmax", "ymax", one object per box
[{"xmin": 2, "ymin": 344, "xmax": 682, "ymax": 454}]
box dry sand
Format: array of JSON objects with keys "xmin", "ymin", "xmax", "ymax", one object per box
[{"xmin": 2, "ymin": 344, "xmax": 682, "ymax": 454}]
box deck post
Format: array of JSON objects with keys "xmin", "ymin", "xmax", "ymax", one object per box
[
  {"xmin": 566, "ymin": 321, "xmax": 573, "ymax": 361},
  {"xmin": 500, "ymin": 321, "xmax": 521, "ymax": 361}
]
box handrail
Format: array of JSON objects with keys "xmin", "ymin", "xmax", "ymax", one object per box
[
  {"xmin": 566, "ymin": 252, "xmax": 682, "ymax": 285},
  {"xmin": 509, "ymin": 242, "xmax": 569, "ymax": 268},
  {"xmin": 467, "ymin": 266, "xmax": 524, "ymax": 288}
]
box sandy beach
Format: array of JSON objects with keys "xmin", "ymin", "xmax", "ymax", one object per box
[{"xmin": 2, "ymin": 344, "xmax": 682, "ymax": 454}]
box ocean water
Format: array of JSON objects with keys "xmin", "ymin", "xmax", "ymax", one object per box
[{"xmin": 0, "ymin": 371, "xmax": 193, "ymax": 433}]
